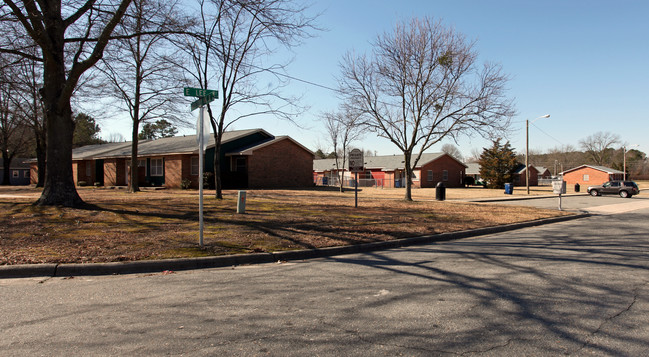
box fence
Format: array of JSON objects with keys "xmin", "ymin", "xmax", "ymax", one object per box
[{"xmin": 315, "ymin": 176, "xmax": 385, "ymax": 188}]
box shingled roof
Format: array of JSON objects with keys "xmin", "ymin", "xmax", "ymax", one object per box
[
  {"xmin": 72, "ymin": 129, "xmax": 271, "ymax": 159},
  {"xmin": 314, "ymin": 152, "xmax": 465, "ymax": 172}
]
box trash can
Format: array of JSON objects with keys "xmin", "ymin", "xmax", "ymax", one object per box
[
  {"xmin": 436, "ymin": 182, "xmax": 446, "ymax": 201},
  {"xmin": 504, "ymin": 183, "xmax": 513, "ymax": 195},
  {"xmin": 574, "ymin": 183, "xmax": 580, "ymax": 193}
]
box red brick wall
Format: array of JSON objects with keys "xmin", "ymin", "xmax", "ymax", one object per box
[
  {"xmin": 104, "ymin": 159, "xmax": 127, "ymax": 186},
  {"xmin": 164, "ymin": 155, "xmax": 183, "ymax": 189},
  {"xmin": 420, "ymin": 155, "xmax": 465, "ymax": 188},
  {"xmin": 514, "ymin": 167, "xmax": 539, "ymax": 186},
  {"xmin": 104, "ymin": 159, "xmax": 118, "ymax": 186},
  {"xmin": 248, "ymin": 139, "xmax": 313, "ymax": 188},
  {"xmin": 563, "ymin": 167, "xmax": 615, "ymax": 186}
]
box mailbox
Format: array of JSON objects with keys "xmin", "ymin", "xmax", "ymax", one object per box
[{"xmin": 552, "ymin": 180, "xmax": 566, "ymax": 194}]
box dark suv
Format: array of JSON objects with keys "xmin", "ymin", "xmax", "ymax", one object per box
[{"xmin": 587, "ymin": 181, "xmax": 640, "ymax": 198}]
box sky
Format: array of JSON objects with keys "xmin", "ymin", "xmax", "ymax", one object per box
[{"xmin": 100, "ymin": 0, "xmax": 649, "ymax": 160}]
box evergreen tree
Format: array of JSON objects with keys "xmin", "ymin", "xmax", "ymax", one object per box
[
  {"xmin": 479, "ymin": 139, "xmax": 518, "ymax": 189},
  {"xmin": 73, "ymin": 113, "xmax": 105, "ymax": 148},
  {"xmin": 314, "ymin": 149, "xmax": 327, "ymax": 159},
  {"xmin": 138, "ymin": 119, "xmax": 178, "ymax": 140}
]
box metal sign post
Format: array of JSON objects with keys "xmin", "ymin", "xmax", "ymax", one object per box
[
  {"xmin": 552, "ymin": 180, "xmax": 567, "ymax": 211},
  {"xmin": 349, "ymin": 149, "xmax": 364, "ymax": 208},
  {"xmin": 187, "ymin": 88, "xmax": 218, "ymax": 247}
]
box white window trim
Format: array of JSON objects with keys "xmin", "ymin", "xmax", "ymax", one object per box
[{"xmin": 150, "ymin": 158, "xmax": 164, "ymax": 177}]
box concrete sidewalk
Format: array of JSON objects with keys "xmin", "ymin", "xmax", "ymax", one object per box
[{"xmin": 0, "ymin": 213, "xmax": 588, "ymax": 279}]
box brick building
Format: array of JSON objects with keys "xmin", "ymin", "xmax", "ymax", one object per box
[
  {"xmin": 314, "ymin": 152, "xmax": 466, "ymax": 188},
  {"xmin": 561, "ymin": 165, "xmax": 624, "ymax": 186},
  {"xmin": 31, "ymin": 129, "xmax": 314, "ymax": 189}
]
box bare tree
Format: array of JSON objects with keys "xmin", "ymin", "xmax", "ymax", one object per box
[
  {"xmin": 465, "ymin": 147, "xmax": 483, "ymax": 163},
  {"xmin": 97, "ymin": 0, "xmax": 189, "ymax": 192},
  {"xmin": 579, "ymin": 131, "xmax": 621, "ymax": 166},
  {"xmin": 176, "ymin": 0, "xmax": 318, "ymax": 199},
  {"xmin": 1, "ymin": 0, "xmax": 133, "ymax": 206},
  {"xmin": 441, "ymin": 143, "xmax": 464, "ymax": 162},
  {"xmin": 12, "ymin": 54, "xmax": 46, "ymax": 186},
  {"xmin": 323, "ymin": 106, "xmax": 364, "ymax": 192},
  {"xmin": 339, "ymin": 17, "xmax": 514, "ymax": 200},
  {"xmin": 0, "ymin": 59, "xmax": 31, "ymax": 185},
  {"xmin": 107, "ymin": 132, "xmax": 125, "ymax": 142}
]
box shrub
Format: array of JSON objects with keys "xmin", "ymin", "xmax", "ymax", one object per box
[{"xmin": 181, "ymin": 178, "xmax": 192, "ymax": 189}]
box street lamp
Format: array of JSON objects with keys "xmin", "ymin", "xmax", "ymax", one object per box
[
  {"xmin": 623, "ymin": 144, "xmax": 639, "ymax": 180},
  {"xmin": 526, "ymin": 114, "xmax": 550, "ymax": 194}
]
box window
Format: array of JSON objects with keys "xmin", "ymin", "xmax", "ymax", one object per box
[
  {"xmin": 191, "ymin": 156, "xmax": 199, "ymax": 175},
  {"xmin": 427, "ymin": 170, "xmax": 433, "ymax": 181},
  {"xmin": 24, "ymin": 170, "xmax": 29, "ymax": 178},
  {"xmin": 442, "ymin": 170, "xmax": 448, "ymax": 181},
  {"xmin": 12, "ymin": 170, "xmax": 19, "ymax": 178},
  {"xmin": 610, "ymin": 182, "xmax": 620, "ymax": 187},
  {"xmin": 150, "ymin": 158, "xmax": 164, "ymax": 176},
  {"xmin": 232, "ymin": 157, "xmax": 246, "ymax": 172},
  {"xmin": 583, "ymin": 174, "xmax": 589, "ymax": 181},
  {"xmin": 85, "ymin": 163, "xmax": 91, "ymax": 177}
]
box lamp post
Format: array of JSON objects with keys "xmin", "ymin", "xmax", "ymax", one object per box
[
  {"xmin": 526, "ymin": 114, "xmax": 551, "ymax": 194},
  {"xmin": 623, "ymin": 144, "xmax": 639, "ymax": 180}
]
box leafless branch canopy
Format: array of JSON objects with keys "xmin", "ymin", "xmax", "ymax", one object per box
[{"xmin": 339, "ymin": 17, "xmax": 515, "ymax": 199}]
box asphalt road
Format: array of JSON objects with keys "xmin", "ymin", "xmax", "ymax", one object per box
[{"xmin": 2, "ymin": 197, "xmax": 649, "ymax": 356}]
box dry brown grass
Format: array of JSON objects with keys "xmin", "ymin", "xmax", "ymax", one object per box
[{"xmin": 0, "ymin": 185, "xmax": 572, "ymax": 265}]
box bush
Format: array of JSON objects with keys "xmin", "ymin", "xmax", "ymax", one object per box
[
  {"xmin": 203, "ymin": 172, "xmax": 215, "ymax": 189},
  {"xmin": 78, "ymin": 181, "xmax": 87, "ymax": 187},
  {"xmin": 181, "ymin": 178, "xmax": 192, "ymax": 189}
]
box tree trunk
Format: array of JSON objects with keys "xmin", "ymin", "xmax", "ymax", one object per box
[
  {"xmin": 36, "ymin": 107, "xmax": 83, "ymax": 206},
  {"xmin": 213, "ymin": 136, "xmax": 223, "ymax": 199},
  {"xmin": 1, "ymin": 151, "xmax": 10, "ymax": 185},
  {"xmin": 35, "ymin": 41, "xmax": 83, "ymax": 207},
  {"xmin": 403, "ymin": 152, "xmax": 413, "ymax": 201},
  {"xmin": 128, "ymin": 121, "xmax": 140, "ymax": 193},
  {"xmin": 35, "ymin": 134, "xmax": 46, "ymax": 187}
]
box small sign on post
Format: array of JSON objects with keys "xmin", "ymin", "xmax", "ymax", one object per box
[
  {"xmin": 552, "ymin": 180, "xmax": 567, "ymax": 211},
  {"xmin": 349, "ymin": 149, "xmax": 364, "ymax": 208},
  {"xmin": 348, "ymin": 149, "xmax": 364, "ymax": 173}
]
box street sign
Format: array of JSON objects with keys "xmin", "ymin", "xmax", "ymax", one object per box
[
  {"xmin": 196, "ymin": 107, "xmax": 210, "ymax": 150},
  {"xmin": 184, "ymin": 87, "xmax": 218, "ymax": 97},
  {"xmin": 190, "ymin": 93, "xmax": 217, "ymax": 111},
  {"xmin": 349, "ymin": 148, "xmax": 364, "ymax": 173}
]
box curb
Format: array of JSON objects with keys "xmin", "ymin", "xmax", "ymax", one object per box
[
  {"xmin": 464, "ymin": 193, "xmax": 589, "ymax": 203},
  {"xmin": 0, "ymin": 213, "xmax": 589, "ymax": 279}
]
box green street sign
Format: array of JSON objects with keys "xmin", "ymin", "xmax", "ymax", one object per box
[
  {"xmin": 184, "ymin": 87, "xmax": 218, "ymax": 98},
  {"xmin": 190, "ymin": 93, "xmax": 217, "ymax": 111}
]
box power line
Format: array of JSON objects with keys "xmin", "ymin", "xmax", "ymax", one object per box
[{"xmin": 530, "ymin": 121, "xmax": 565, "ymax": 147}]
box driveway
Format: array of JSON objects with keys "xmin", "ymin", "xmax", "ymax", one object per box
[{"xmin": 2, "ymin": 202, "xmax": 649, "ymax": 355}]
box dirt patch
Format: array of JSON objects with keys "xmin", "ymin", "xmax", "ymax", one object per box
[{"xmin": 0, "ymin": 186, "xmax": 570, "ymax": 265}]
